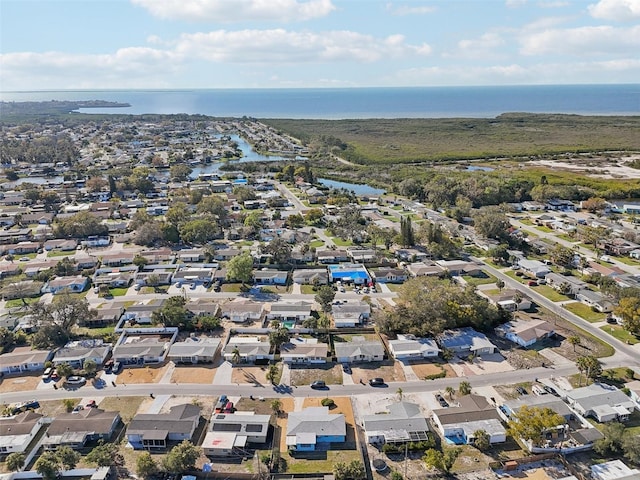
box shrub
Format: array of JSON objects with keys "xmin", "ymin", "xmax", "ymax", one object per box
[{"xmin": 321, "ymin": 398, "xmax": 335, "ymax": 408}]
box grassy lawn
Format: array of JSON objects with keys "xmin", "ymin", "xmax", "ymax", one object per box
[
  {"xmin": 4, "ymin": 296, "xmax": 40, "ymax": 308},
  {"xmin": 535, "ymin": 226, "xmax": 555, "ymax": 233},
  {"xmin": 76, "ymin": 325, "xmax": 116, "ymax": 337},
  {"xmin": 531, "ymin": 284, "xmax": 570, "ymax": 302},
  {"xmin": 47, "ymin": 250, "xmax": 74, "ymax": 257},
  {"xmin": 290, "ymin": 364, "xmax": 343, "ymax": 386},
  {"xmin": 221, "ymin": 283, "xmax": 243, "ymax": 292},
  {"xmin": 600, "ymin": 324, "xmax": 640, "ymax": 345},
  {"xmin": 564, "ymin": 302, "xmax": 607, "ymax": 323},
  {"xmin": 98, "ymin": 396, "xmax": 146, "ymax": 423},
  {"xmin": 518, "ymin": 218, "xmax": 535, "ymax": 226},
  {"xmin": 615, "ymin": 255, "xmax": 640, "ymax": 266},
  {"xmin": 309, "ymin": 240, "xmax": 324, "ymax": 248},
  {"xmin": 462, "ymin": 272, "xmax": 497, "ymax": 286},
  {"xmin": 556, "ymin": 234, "xmax": 577, "ymax": 242},
  {"xmin": 300, "ymin": 285, "xmax": 317, "ymax": 294},
  {"xmin": 331, "ymin": 237, "xmax": 355, "ymax": 247},
  {"xmin": 285, "ymin": 450, "xmax": 361, "ymax": 474},
  {"xmin": 109, "ymin": 287, "xmax": 129, "ymax": 297},
  {"xmin": 504, "ymin": 270, "xmax": 527, "ymax": 284}
]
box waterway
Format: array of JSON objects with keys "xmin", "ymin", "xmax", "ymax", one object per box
[{"xmin": 318, "ymin": 178, "xmax": 385, "ymax": 196}]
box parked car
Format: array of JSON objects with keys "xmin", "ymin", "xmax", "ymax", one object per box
[
  {"xmin": 369, "ymin": 377, "xmax": 385, "ymax": 387},
  {"xmin": 42, "ymin": 367, "xmax": 53, "ymax": 380},
  {"xmin": 527, "ymin": 280, "xmax": 538, "ymax": 286},
  {"xmin": 435, "ymin": 394, "xmax": 449, "ymax": 408},
  {"xmin": 112, "ymin": 361, "xmax": 122, "ymax": 374},
  {"xmin": 103, "ymin": 359, "xmax": 114, "ymax": 373},
  {"xmin": 72, "ymin": 405, "xmax": 85, "ymax": 413},
  {"xmin": 86, "ymin": 400, "xmax": 97, "ymax": 408},
  {"xmin": 310, "ymin": 380, "xmax": 327, "ymax": 389},
  {"xmin": 543, "ymin": 385, "xmax": 559, "ymax": 396},
  {"xmin": 515, "ymin": 386, "xmax": 527, "ymax": 395},
  {"xmin": 65, "ymin": 376, "xmax": 86, "ymax": 386},
  {"xmin": 342, "ymin": 363, "xmax": 352, "ymax": 374},
  {"xmin": 515, "ymin": 271, "xmax": 524, "ymax": 276}
]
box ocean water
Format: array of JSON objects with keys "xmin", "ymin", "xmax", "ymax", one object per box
[{"xmin": 1, "ymin": 85, "xmax": 639, "ymax": 119}]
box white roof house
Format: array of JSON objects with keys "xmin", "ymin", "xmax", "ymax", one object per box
[
  {"xmin": 566, "ymin": 383, "xmax": 636, "ymax": 423},
  {"xmin": 388, "ymin": 334, "xmax": 439, "ymax": 359}
]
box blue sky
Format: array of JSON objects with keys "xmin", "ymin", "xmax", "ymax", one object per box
[{"xmin": 1, "ymin": 0, "xmax": 639, "ymax": 90}]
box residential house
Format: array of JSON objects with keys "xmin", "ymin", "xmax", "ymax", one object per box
[
  {"xmin": 52, "ymin": 340, "xmax": 112, "ymax": 369},
  {"xmin": 93, "ymin": 266, "xmax": 137, "ymax": 288},
  {"xmin": 168, "ymin": 337, "xmax": 220, "ymax": 364},
  {"xmin": 575, "ymin": 289, "xmax": 614, "ymax": 313},
  {"xmin": 317, "ymin": 249, "xmax": 350, "ymax": 264},
  {"xmin": 327, "ymin": 263, "xmax": 371, "ymax": 285},
  {"xmin": 286, "ymin": 407, "xmax": 346, "ymax": 452},
  {"xmin": 43, "ymin": 408, "xmax": 121, "ymax": 450},
  {"xmin": 544, "ymin": 272, "xmax": 587, "ymax": 295},
  {"xmin": 223, "ymin": 336, "xmax": 273, "ymax": 364},
  {"xmin": 406, "ymin": 262, "xmax": 445, "ymax": 277},
  {"xmin": 202, "ymin": 412, "xmax": 271, "ymax": 456},
  {"xmin": 100, "ymin": 251, "xmax": 135, "ymax": 267},
  {"xmin": 177, "ymin": 248, "xmax": 205, "ymax": 263},
  {"xmin": 44, "ymin": 239, "xmax": 78, "ymax": 251},
  {"xmin": 140, "ymin": 248, "xmax": 175, "ymax": 263},
  {"xmin": 362, "ymin": 401, "xmax": 431, "ymax": 445},
  {"xmin": 214, "ymin": 248, "xmax": 242, "ymax": 261},
  {"xmin": 127, "ymin": 404, "xmax": 201, "ymax": 450},
  {"xmin": 388, "ymin": 334, "xmax": 440, "ymax": 359},
  {"xmin": 42, "ymin": 275, "xmax": 88, "ymax": 294},
  {"xmin": 173, "ymin": 264, "xmax": 217, "ymax": 287},
  {"xmin": 280, "ymin": 338, "xmax": 328, "ymax": 364},
  {"xmin": 7, "ymin": 241, "xmax": 40, "ymax": 254},
  {"xmin": 221, "ymin": 299, "xmax": 264, "ymax": 323},
  {"xmin": 566, "ymin": 383, "xmax": 636, "ymax": 423},
  {"xmin": 122, "ymin": 299, "xmax": 166, "ymax": 325},
  {"xmin": 185, "ymin": 298, "xmax": 220, "ymax": 318},
  {"xmin": 0, "ymin": 411, "xmax": 46, "ymax": 454},
  {"xmin": 546, "ymin": 199, "xmax": 575, "ymax": 211},
  {"xmin": 292, "ymin": 268, "xmax": 328, "ymax": 285},
  {"xmin": 435, "ymin": 260, "xmax": 482, "ymax": 276},
  {"xmin": 598, "ymin": 238, "xmax": 640, "ymax": 256},
  {"xmin": 437, "ymin": 328, "xmax": 497, "ymax": 357},
  {"xmin": 481, "ymin": 289, "xmax": 533, "ymax": 312},
  {"xmin": 335, "ymin": 336, "xmax": 384, "ymax": 363},
  {"xmin": 347, "ymin": 248, "xmax": 376, "ymax": 263},
  {"xmin": 0, "ymin": 228, "xmax": 32, "ymax": 244},
  {"xmin": 432, "ymin": 394, "xmax": 507, "ymax": 445},
  {"xmin": 266, "ymin": 301, "xmax": 312, "ymax": 324},
  {"xmin": 111, "ymin": 329, "xmax": 176, "ymax": 366},
  {"xmin": 0, "ymin": 347, "xmax": 52, "ymax": 375},
  {"xmin": 332, "ymin": 301, "xmax": 371, "ymax": 328},
  {"xmin": 88, "ymin": 302, "xmax": 124, "ymax": 327},
  {"xmin": 371, "ymin": 268, "xmax": 407, "ymax": 284},
  {"xmin": 496, "ymin": 318, "xmax": 554, "ymax": 348},
  {"xmin": 518, "ymin": 259, "xmax": 551, "ymax": 278},
  {"xmin": 252, "ymin": 269, "xmax": 288, "ymax": 285},
  {"xmin": 625, "ymin": 380, "xmax": 640, "ymax": 408},
  {"xmin": 395, "ymin": 248, "xmax": 430, "ymax": 262}
]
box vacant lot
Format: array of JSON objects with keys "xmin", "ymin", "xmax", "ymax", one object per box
[
  {"xmin": 0, "ymin": 373, "xmax": 41, "ymax": 393},
  {"xmin": 171, "ymin": 365, "xmax": 217, "ymax": 384},
  {"xmin": 290, "ymin": 363, "xmax": 343, "ymax": 386},
  {"xmin": 409, "ymin": 361, "xmax": 456, "ymax": 379},
  {"xmin": 563, "ymin": 302, "xmax": 607, "ymax": 323},
  {"xmin": 118, "ymin": 364, "xmax": 169, "ymax": 384},
  {"xmin": 231, "ymin": 365, "xmax": 272, "ymax": 386},
  {"xmin": 600, "ymin": 324, "xmax": 640, "ymax": 345},
  {"xmin": 531, "ymin": 284, "xmax": 570, "ymax": 302},
  {"xmin": 351, "ymin": 361, "xmax": 406, "ymax": 383},
  {"xmin": 37, "ymin": 398, "xmax": 81, "ymax": 417},
  {"xmin": 99, "ymin": 395, "xmax": 146, "ymax": 422}
]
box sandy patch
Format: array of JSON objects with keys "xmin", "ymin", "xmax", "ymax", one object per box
[
  {"xmin": 530, "ymin": 155, "xmax": 640, "ymax": 179},
  {"xmin": 409, "ymin": 361, "xmax": 457, "ymax": 380},
  {"xmin": 350, "ymin": 361, "xmax": 406, "ymax": 384},
  {"xmin": 117, "ymin": 364, "xmax": 169, "ymax": 384},
  {"xmin": 0, "ymin": 374, "xmax": 41, "ymax": 392},
  {"xmin": 170, "ymin": 365, "xmax": 217, "ymax": 384},
  {"xmin": 231, "ymin": 365, "xmax": 270, "ymax": 386}
]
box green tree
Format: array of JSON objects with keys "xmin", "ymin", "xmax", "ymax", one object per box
[
  {"xmin": 30, "ymin": 293, "xmax": 96, "ymax": 347},
  {"xmin": 445, "ymin": 386, "xmax": 455, "ymax": 399},
  {"xmin": 231, "ymin": 347, "xmax": 241, "ymax": 365},
  {"xmin": 423, "ymin": 448, "xmax": 458, "ymax": 474},
  {"xmin": 315, "ymin": 285, "xmax": 336, "ymax": 312},
  {"xmin": 399, "ymin": 216, "xmax": 415, "ymax": 247},
  {"xmin": 35, "ymin": 451, "xmax": 60, "ymax": 480},
  {"xmin": 614, "ymin": 296, "xmax": 640, "ymax": 336},
  {"xmin": 133, "ymin": 254, "xmax": 149, "ymax": 268},
  {"xmin": 85, "ymin": 440, "xmax": 118, "ymax": 467},
  {"xmin": 268, "ymin": 327, "xmax": 290, "ymax": 353},
  {"xmin": 271, "ymin": 399, "xmax": 282, "ymax": 415},
  {"xmin": 56, "ymin": 445, "xmax": 80, "ymax": 470},
  {"xmin": 170, "ymin": 164, "xmax": 193, "ymax": 182},
  {"xmin": 261, "ymin": 237, "xmax": 292, "ymax": 264},
  {"xmin": 83, "ymin": 359, "xmax": 98, "ymax": 376},
  {"xmin": 151, "ymin": 296, "xmax": 190, "ymax": 329},
  {"xmin": 333, "ymin": 460, "xmax": 366, "ymax": 480},
  {"xmin": 226, "ymin": 252, "xmax": 254, "ymax": 285},
  {"xmin": 135, "ymin": 451, "xmax": 158, "ymax": 480},
  {"xmin": 550, "ymin": 244, "xmax": 575, "ymax": 269},
  {"xmin": 594, "ymin": 422, "xmax": 626, "ymax": 456},
  {"xmin": 472, "ymin": 206, "xmax": 510, "ymax": 240},
  {"xmin": 266, "ymin": 364, "xmax": 279, "ymax": 385},
  {"xmin": 458, "ymin": 380, "xmax": 472, "ymax": 396},
  {"xmin": 568, "ymin": 335, "xmax": 581, "ymax": 352},
  {"xmin": 197, "ymin": 195, "xmax": 227, "ymax": 221},
  {"xmin": 507, "ymin": 406, "xmax": 566, "ymax": 447},
  {"xmin": 179, "ymin": 218, "xmax": 221, "ymax": 245},
  {"xmin": 576, "ymin": 355, "xmax": 602, "ymax": 385},
  {"xmin": 496, "ymin": 279, "xmax": 505, "ymax": 291},
  {"xmin": 473, "ymin": 430, "xmax": 490, "ymax": 451},
  {"xmin": 165, "ymin": 202, "xmax": 191, "ymax": 227},
  {"xmin": 57, "ymin": 363, "xmax": 74, "ymax": 380},
  {"xmin": 54, "ymin": 211, "xmax": 108, "ymax": 238},
  {"xmin": 622, "ymin": 433, "xmax": 640, "ymax": 464},
  {"xmin": 6, "ymin": 452, "xmax": 25, "ymax": 472},
  {"xmin": 162, "ymin": 440, "xmax": 201, "ymax": 474}
]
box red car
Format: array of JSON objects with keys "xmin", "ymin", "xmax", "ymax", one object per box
[{"xmin": 527, "ymin": 280, "xmax": 538, "ymax": 286}]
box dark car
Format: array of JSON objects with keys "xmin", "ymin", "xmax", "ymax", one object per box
[
  {"xmin": 311, "ymin": 380, "xmax": 327, "ymax": 389},
  {"xmin": 435, "ymin": 394, "xmax": 449, "ymax": 408},
  {"xmin": 342, "ymin": 364, "xmax": 352, "ymax": 374},
  {"xmin": 543, "ymin": 385, "xmax": 559, "ymax": 396},
  {"xmin": 516, "ymin": 386, "xmax": 527, "ymax": 395},
  {"xmin": 369, "ymin": 377, "xmax": 385, "ymax": 387}
]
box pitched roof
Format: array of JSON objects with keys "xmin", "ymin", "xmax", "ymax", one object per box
[
  {"xmin": 128, "ymin": 404, "xmax": 201, "ymax": 436},
  {"xmin": 287, "ymin": 407, "xmax": 346, "ymax": 437}
]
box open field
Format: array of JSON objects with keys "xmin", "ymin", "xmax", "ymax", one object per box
[
  {"xmin": 409, "ymin": 360, "xmax": 457, "ymax": 379},
  {"xmin": 563, "ymin": 302, "xmax": 607, "ymax": 323},
  {"xmin": 231, "ymin": 365, "xmax": 274, "ymax": 386},
  {"xmin": 351, "ymin": 361, "xmax": 406, "ymax": 383},
  {"xmin": 531, "ymin": 284, "xmax": 570, "ymax": 302},
  {"xmin": 600, "ymin": 324, "xmax": 640, "ymax": 345},
  {"xmin": 264, "ymin": 115, "xmax": 640, "ymax": 164},
  {"xmin": 171, "ymin": 364, "xmax": 218, "ymax": 383},
  {"xmin": 117, "ymin": 364, "xmax": 169, "ymax": 384},
  {"xmin": 0, "ymin": 373, "xmax": 41, "ymax": 393},
  {"xmin": 290, "ymin": 363, "xmax": 343, "ymax": 386}
]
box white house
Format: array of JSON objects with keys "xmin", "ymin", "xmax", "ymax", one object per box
[
  {"xmin": 335, "ymin": 336, "xmax": 385, "ymax": 363},
  {"xmin": 388, "ymin": 335, "xmax": 440, "ymax": 359},
  {"xmin": 438, "ymin": 328, "xmax": 497, "ymax": 357},
  {"xmin": 566, "ymin": 383, "xmax": 636, "ymax": 423},
  {"xmin": 0, "ymin": 411, "xmax": 45, "ymax": 454},
  {"xmin": 280, "ymin": 338, "xmax": 328, "ymax": 364},
  {"xmin": 432, "ymin": 395, "xmax": 506, "ymax": 445},
  {"xmin": 495, "ymin": 318, "xmax": 554, "ymax": 348}
]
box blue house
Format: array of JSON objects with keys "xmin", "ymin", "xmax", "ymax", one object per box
[
  {"xmin": 327, "ymin": 263, "xmax": 371, "ymax": 285},
  {"xmin": 286, "ymin": 407, "xmax": 346, "ymax": 452}
]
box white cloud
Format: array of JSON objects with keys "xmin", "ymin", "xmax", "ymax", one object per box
[
  {"xmin": 131, "ymin": 0, "xmax": 335, "ymax": 22},
  {"xmin": 385, "ymin": 3, "xmax": 437, "ymax": 15},
  {"xmin": 588, "ymin": 0, "xmax": 640, "ymax": 21},
  {"xmin": 175, "ymin": 29, "xmax": 431, "ymax": 63},
  {"xmin": 506, "ymin": 0, "xmax": 527, "ymax": 8},
  {"xmin": 458, "ymin": 33, "xmax": 505, "ymax": 52},
  {"xmin": 520, "ymin": 24, "xmax": 640, "ymax": 55},
  {"xmin": 538, "ymin": 1, "xmax": 569, "ymax": 7},
  {"xmin": 0, "ymin": 48, "xmax": 180, "ymax": 90}
]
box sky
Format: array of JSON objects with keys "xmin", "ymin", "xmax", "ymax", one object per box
[{"xmin": 1, "ymin": 0, "xmax": 639, "ymax": 90}]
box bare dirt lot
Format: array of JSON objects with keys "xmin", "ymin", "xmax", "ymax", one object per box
[
  {"xmin": 171, "ymin": 365, "xmax": 217, "ymax": 384},
  {"xmin": 290, "ymin": 363, "xmax": 344, "ymax": 386},
  {"xmin": 409, "ymin": 361, "xmax": 457, "ymax": 380},
  {"xmin": 231, "ymin": 365, "xmax": 271, "ymax": 386},
  {"xmin": 0, "ymin": 373, "xmax": 41, "ymax": 393},
  {"xmin": 117, "ymin": 364, "xmax": 169, "ymax": 384},
  {"xmin": 350, "ymin": 361, "xmax": 406, "ymax": 383}
]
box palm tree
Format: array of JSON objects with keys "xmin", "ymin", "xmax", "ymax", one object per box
[
  {"xmin": 231, "ymin": 347, "xmax": 241, "ymax": 365},
  {"xmin": 270, "ymin": 399, "xmax": 282, "ymax": 416},
  {"xmin": 266, "ymin": 364, "xmax": 279, "ymax": 385},
  {"xmin": 568, "ymin": 335, "xmax": 581, "ymax": 352},
  {"xmin": 445, "ymin": 386, "xmax": 455, "ymax": 399}
]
